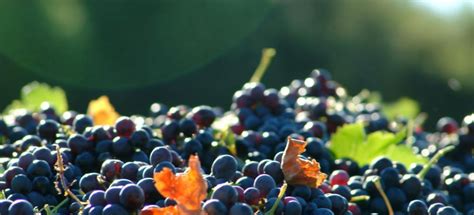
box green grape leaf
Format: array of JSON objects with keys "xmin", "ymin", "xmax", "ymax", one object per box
[
  {"xmin": 0, "ymin": 0, "xmax": 271, "ymax": 89},
  {"xmin": 3, "ymin": 82, "xmax": 68, "ymax": 114},
  {"xmin": 383, "ymin": 97, "xmax": 420, "ymax": 120},
  {"xmin": 328, "ymin": 123, "xmax": 428, "ymax": 166}
]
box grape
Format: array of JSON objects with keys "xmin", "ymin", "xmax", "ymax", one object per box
[
  {"xmin": 112, "ymin": 136, "xmax": 132, "ymax": 158},
  {"xmin": 244, "ymin": 187, "xmax": 260, "ymax": 205},
  {"xmin": 149, "ymin": 147, "xmax": 172, "ymax": 166},
  {"xmin": 11, "ymin": 174, "xmax": 32, "ymax": 194},
  {"xmin": 89, "ymin": 190, "xmax": 107, "ymax": 206},
  {"xmin": 80, "ymin": 173, "xmax": 104, "ymax": 193},
  {"xmin": 27, "ymin": 191, "xmax": 46, "ymax": 208},
  {"xmin": 137, "ymin": 178, "xmax": 162, "ymax": 203},
  {"xmin": 100, "ymin": 159, "xmax": 123, "ymax": 182},
  {"xmin": 120, "ymin": 162, "xmax": 140, "ymax": 182},
  {"xmin": 203, "ymin": 199, "xmax": 228, "ymax": 215},
  {"xmin": 436, "ymin": 206, "xmax": 458, "ymax": 215},
  {"xmin": 330, "ymin": 170, "xmax": 350, "ymax": 186},
  {"xmin": 285, "ymin": 200, "xmax": 302, "ymax": 214},
  {"xmin": 105, "ymin": 186, "xmax": 122, "ymax": 204},
  {"xmin": 119, "ymin": 184, "xmax": 145, "ymax": 210},
  {"xmin": 211, "ymin": 155, "xmax": 238, "ymax": 181},
  {"xmin": 8, "ymin": 200, "xmax": 34, "ymax": 215},
  {"xmin": 264, "ymin": 197, "xmax": 283, "ymax": 215},
  {"xmin": 115, "ymin": 117, "xmax": 136, "ymax": 137},
  {"xmin": 0, "ymin": 200, "xmax": 12, "ymax": 215},
  {"xmin": 102, "ymin": 204, "xmax": 129, "ymax": 215},
  {"xmin": 428, "ymin": 203, "xmax": 445, "ymax": 215},
  {"xmin": 254, "ymin": 174, "xmax": 276, "ymax": 197},
  {"xmin": 263, "ymin": 161, "xmax": 284, "ymax": 184},
  {"xmin": 229, "ymin": 202, "xmax": 253, "ymax": 215},
  {"xmin": 242, "ymin": 161, "xmax": 259, "ymax": 178},
  {"xmin": 26, "ymin": 160, "xmax": 52, "ymax": 178},
  {"xmin": 407, "ymin": 200, "xmax": 428, "ymax": 215},
  {"xmin": 89, "ymin": 206, "xmax": 104, "ymax": 215},
  {"xmin": 327, "ymin": 193, "xmax": 348, "ymax": 215},
  {"xmin": 211, "ymin": 184, "xmax": 238, "ymax": 207}
]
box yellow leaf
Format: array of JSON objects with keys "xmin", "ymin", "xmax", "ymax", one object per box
[{"xmin": 87, "ymin": 96, "xmax": 119, "ymax": 126}]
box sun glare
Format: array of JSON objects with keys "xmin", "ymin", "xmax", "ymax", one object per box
[{"xmin": 415, "ymin": 0, "xmax": 474, "ymax": 15}]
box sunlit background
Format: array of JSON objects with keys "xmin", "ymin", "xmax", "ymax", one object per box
[{"xmin": 0, "ymin": 0, "xmax": 473, "ymax": 128}]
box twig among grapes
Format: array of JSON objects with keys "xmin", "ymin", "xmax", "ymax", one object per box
[{"xmin": 54, "ymin": 145, "xmax": 87, "ymax": 205}]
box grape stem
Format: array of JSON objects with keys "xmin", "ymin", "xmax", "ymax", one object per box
[
  {"xmin": 54, "ymin": 145, "xmax": 87, "ymax": 205},
  {"xmin": 417, "ymin": 145, "xmax": 455, "ymax": 180},
  {"xmin": 250, "ymin": 48, "xmax": 276, "ymax": 83},
  {"xmin": 350, "ymin": 195, "xmax": 370, "ymax": 202},
  {"xmin": 265, "ymin": 182, "xmax": 287, "ymax": 215},
  {"xmin": 374, "ymin": 176, "xmax": 394, "ymax": 215}
]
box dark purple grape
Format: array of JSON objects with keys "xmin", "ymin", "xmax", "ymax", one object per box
[
  {"xmin": 102, "ymin": 204, "xmax": 129, "ymax": 215},
  {"xmin": 79, "ymin": 173, "xmax": 104, "ymax": 193},
  {"xmin": 203, "ymin": 199, "xmax": 228, "ymax": 215},
  {"xmin": 263, "ymin": 161, "xmax": 284, "ymax": 184},
  {"xmin": 190, "ymin": 106, "xmax": 216, "ymax": 127},
  {"xmin": 285, "ymin": 200, "xmax": 302, "ymax": 215},
  {"xmin": 229, "ymin": 202, "xmax": 253, "ymax": 215},
  {"xmin": 0, "ymin": 200, "xmax": 12, "ymax": 215},
  {"xmin": 236, "ymin": 176, "xmax": 254, "ymax": 190},
  {"xmin": 137, "ymin": 178, "xmax": 162, "ymax": 204},
  {"xmin": 149, "ymin": 146, "xmax": 172, "ymax": 166},
  {"xmin": 32, "ymin": 176, "xmax": 51, "ymax": 194},
  {"xmin": 17, "ymin": 152, "xmax": 35, "ymax": 171},
  {"xmin": 407, "ymin": 200, "xmax": 428, "ymax": 215},
  {"xmin": 242, "ymin": 161, "xmax": 259, "ymax": 178},
  {"xmin": 8, "ymin": 200, "xmax": 34, "ymax": 215},
  {"xmin": 253, "ymin": 174, "xmax": 276, "ymax": 197},
  {"xmin": 211, "ymin": 155, "xmax": 237, "ymax": 181},
  {"xmin": 428, "ymin": 203, "xmax": 444, "ymax": 215},
  {"xmin": 110, "ymin": 179, "xmax": 133, "ymax": 187},
  {"xmin": 112, "ymin": 136, "xmax": 132, "ymax": 158},
  {"xmin": 119, "ymin": 184, "xmax": 145, "ymax": 210},
  {"xmin": 32, "ymin": 146, "xmax": 54, "ymax": 165},
  {"xmin": 436, "ymin": 206, "xmax": 458, "ymax": 215},
  {"xmin": 11, "ymin": 174, "xmax": 32, "ymax": 194},
  {"xmin": 211, "ymin": 184, "xmax": 238, "ymax": 207},
  {"xmin": 100, "ymin": 159, "xmax": 123, "ymax": 182},
  {"xmin": 120, "ymin": 162, "xmax": 140, "ymax": 182},
  {"xmin": 130, "ymin": 129, "xmax": 150, "ymax": 148},
  {"xmin": 105, "ymin": 186, "xmax": 122, "ymax": 204},
  {"xmin": 26, "ymin": 191, "xmax": 45, "ymax": 208},
  {"xmin": 326, "ymin": 193, "xmax": 348, "ymax": 215},
  {"xmin": 264, "ymin": 197, "xmax": 283, "ymax": 215},
  {"xmin": 114, "ymin": 117, "xmax": 136, "ymax": 137},
  {"xmin": 244, "ymin": 187, "xmax": 260, "ymax": 205},
  {"xmin": 37, "ymin": 119, "xmax": 59, "ymax": 141},
  {"xmin": 89, "ymin": 190, "xmax": 107, "ymax": 206},
  {"xmin": 73, "ymin": 114, "xmax": 93, "ymax": 134},
  {"xmin": 26, "ymin": 160, "xmax": 52, "ymax": 178},
  {"xmin": 291, "ymin": 185, "xmax": 312, "ymax": 200}
]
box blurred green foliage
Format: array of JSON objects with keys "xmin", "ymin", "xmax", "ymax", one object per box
[{"xmin": 0, "ymin": 0, "xmax": 472, "ymax": 127}]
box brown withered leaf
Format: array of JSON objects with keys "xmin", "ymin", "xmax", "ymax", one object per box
[
  {"xmin": 281, "ymin": 137, "xmax": 327, "ymax": 188},
  {"xmin": 153, "ymin": 155, "xmax": 207, "ymax": 215},
  {"xmin": 87, "ymin": 96, "xmax": 119, "ymax": 126}
]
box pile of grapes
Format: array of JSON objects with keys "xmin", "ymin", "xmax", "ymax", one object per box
[{"xmin": 0, "ymin": 68, "xmax": 473, "ymax": 215}]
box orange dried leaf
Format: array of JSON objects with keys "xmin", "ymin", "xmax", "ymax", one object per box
[
  {"xmin": 87, "ymin": 96, "xmax": 119, "ymax": 125},
  {"xmin": 154, "ymin": 155, "xmax": 207, "ymax": 215},
  {"xmin": 140, "ymin": 206, "xmax": 178, "ymax": 215},
  {"xmin": 281, "ymin": 138, "xmax": 327, "ymax": 188}
]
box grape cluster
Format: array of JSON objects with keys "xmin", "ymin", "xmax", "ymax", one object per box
[{"xmin": 0, "ymin": 69, "xmax": 472, "ymax": 215}]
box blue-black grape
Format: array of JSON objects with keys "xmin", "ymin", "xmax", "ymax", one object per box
[
  {"xmin": 211, "ymin": 184, "xmax": 238, "ymax": 207},
  {"xmin": 211, "ymin": 155, "xmax": 237, "ymax": 181},
  {"xmin": 119, "ymin": 184, "xmax": 145, "ymax": 210},
  {"xmin": 102, "ymin": 204, "xmax": 129, "ymax": 215},
  {"xmin": 203, "ymin": 199, "xmax": 228, "ymax": 215},
  {"xmin": 8, "ymin": 199, "xmax": 34, "ymax": 215},
  {"xmin": 253, "ymin": 174, "xmax": 276, "ymax": 197},
  {"xmin": 229, "ymin": 202, "xmax": 253, "ymax": 215}
]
